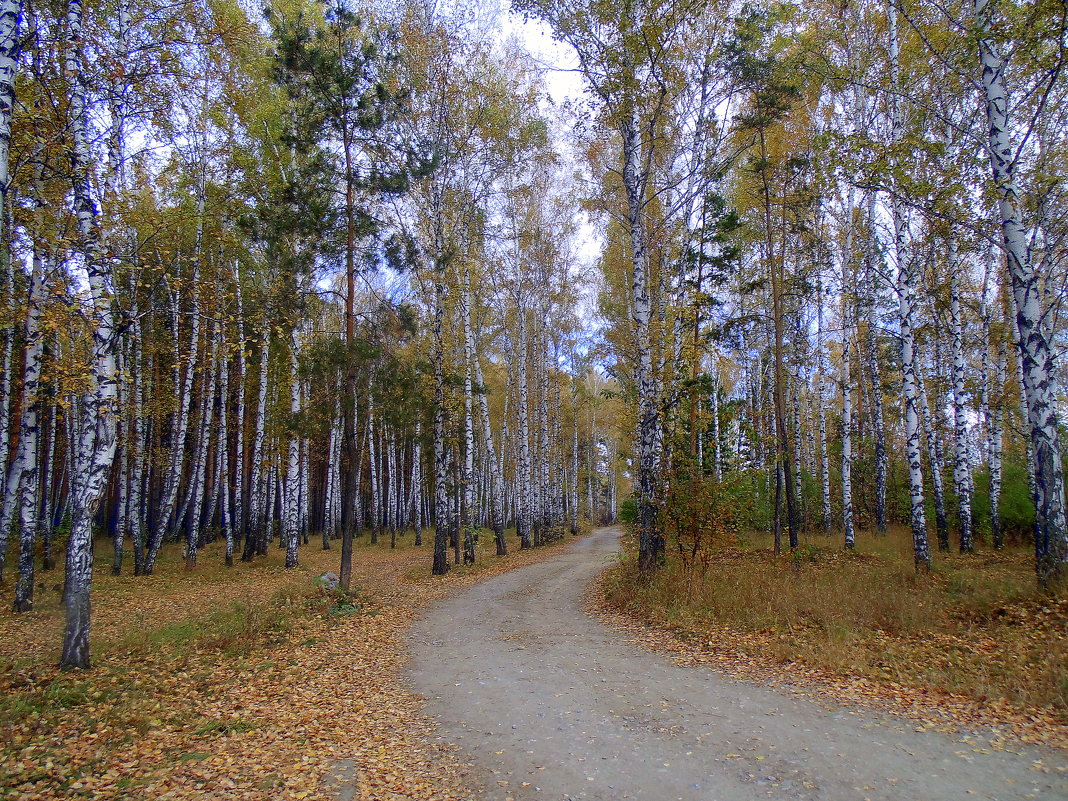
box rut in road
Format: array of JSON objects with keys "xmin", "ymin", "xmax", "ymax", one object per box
[{"xmin": 408, "ymin": 527, "xmax": 1067, "ymax": 801}]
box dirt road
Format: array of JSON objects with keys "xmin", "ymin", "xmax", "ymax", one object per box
[{"xmin": 408, "ymin": 527, "xmax": 1066, "ymax": 801}]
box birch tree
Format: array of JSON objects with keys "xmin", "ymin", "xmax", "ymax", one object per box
[
  {"xmin": 61, "ymin": 0, "xmax": 121, "ymax": 669},
  {"xmin": 973, "ymin": 0, "xmax": 1067, "ymax": 586}
]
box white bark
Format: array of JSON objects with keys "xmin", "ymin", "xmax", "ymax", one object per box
[
  {"xmin": 949, "ymin": 266, "xmax": 973, "ymax": 553},
  {"xmin": 0, "ymin": 262, "xmax": 11, "ymax": 504},
  {"xmin": 214, "ymin": 323, "xmax": 232, "ymax": 566},
  {"xmin": 148, "ymin": 268, "xmax": 200, "ymax": 571},
  {"xmin": 183, "ymin": 319, "xmax": 215, "ymax": 568},
  {"xmin": 791, "ymin": 369, "xmax": 803, "ymax": 529},
  {"xmin": 245, "ymin": 333, "xmax": 269, "ymax": 559},
  {"xmin": 461, "ymin": 265, "xmax": 476, "ymax": 562},
  {"xmin": 815, "ymin": 277, "xmax": 832, "ymax": 534},
  {"xmin": 536, "ymin": 319, "xmax": 552, "ymax": 541},
  {"xmin": 622, "ymin": 108, "xmax": 662, "ymax": 572},
  {"xmin": 324, "ymin": 402, "xmax": 340, "ymax": 549},
  {"xmin": 975, "ymin": 0, "xmax": 1066, "ymax": 583},
  {"xmin": 62, "ymin": 0, "xmax": 120, "ymax": 669},
  {"xmin": 990, "ymin": 331, "xmax": 1006, "ymax": 549},
  {"xmin": 283, "ymin": 332, "xmax": 300, "ymax": 568},
  {"xmin": 0, "ymin": 0, "xmax": 20, "ymax": 202},
  {"xmin": 368, "ymin": 396, "xmax": 380, "ymax": 541},
  {"xmin": 432, "ymin": 253, "xmax": 449, "ymax": 574},
  {"xmin": 474, "ymin": 354, "xmax": 505, "ymax": 554},
  {"xmin": 840, "ymin": 196, "xmax": 856, "ymax": 548},
  {"xmin": 515, "ymin": 304, "xmax": 532, "ymax": 549},
  {"xmin": 571, "ymin": 379, "xmax": 579, "ymax": 536},
  {"xmin": 888, "ymin": 0, "xmax": 928, "ymax": 571},
  {"xmin": 842, "ymin": 298, "xmax": 855, "ymax": 550},
  {"xmin": 232, "ymin": 265, "xmax": 247, "ymax": 547},
  {"xmin": 127, "ymin": 311, "xmax": 146, "ymax": 573},
  {"xmin": 10, "ymin": 254, "xmax": 45, "ymax": 610},
  {"xmin": 918, "ymin": 362, "xmax": 949, "ymax": 550}
]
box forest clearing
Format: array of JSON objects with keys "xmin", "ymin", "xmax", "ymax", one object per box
[{"xmin": 2, "ymin": 0, "xmax": 1067, "ymax": 796}]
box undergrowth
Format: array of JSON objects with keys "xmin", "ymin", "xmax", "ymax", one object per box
[{"xmin": 604, "ymin": 526, "xmax": 1068, "ymax": 711}]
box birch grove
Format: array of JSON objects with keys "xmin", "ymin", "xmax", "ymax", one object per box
[{"xmin": 0, "ymin": 0, "xmax": 1064, "ymax": 668}]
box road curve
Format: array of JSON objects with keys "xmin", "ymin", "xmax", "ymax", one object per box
[{"xmin": 407, "ymin": 527, "xmax": 1066, "ymax": 801}]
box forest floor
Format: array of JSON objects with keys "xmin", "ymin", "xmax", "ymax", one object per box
[
  {"xmin": 4, "ymin": 526, "xmax": 1065, "ymax": 801},
  {"xmin": 410, "ymin": 526, "xmax": 1067, "ymax": 801},
  {"xmin": 0, "ymin": 529, "xmax": 579, "ymax": 801},
  {"xmin": 599, "ymin": 525, "xmax": 1068, "ymax": 750}
]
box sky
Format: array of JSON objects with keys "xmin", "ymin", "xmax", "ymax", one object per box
[
  {"xmin": 495, "ymin": 5, "xmax": 606, "ymax": 298},
  {"xmin": 332, "ymin": 2, "xmax": 606, "ymax": 339}
]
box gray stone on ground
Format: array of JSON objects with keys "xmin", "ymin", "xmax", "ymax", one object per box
[{"xmin": 317, "ymin": 572, "xmax": 339, "ymax": 590}]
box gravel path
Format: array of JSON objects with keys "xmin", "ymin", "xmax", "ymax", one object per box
[{"xmin": 407, "ymin": 527, "xmax": 1067, "ymax": 801}]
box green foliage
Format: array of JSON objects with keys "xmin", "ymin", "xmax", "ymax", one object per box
[
  {"xmin": 724, "ymin": 1, "xmax": 804, "ymax": 133},
  {"xmin": 663, "ymin": 471, "xmax": 747, "ymax": 570},
  {"xmin": 265, "ymin": 0, "xmax": 434, "ymax": 264},
  {"xmin": 120, "ymin": 599, "xmax": 296, "ymax": 656},
  {"xmin": 972, "ymin": 460, "xmax": 1037, "ymax": 543}
]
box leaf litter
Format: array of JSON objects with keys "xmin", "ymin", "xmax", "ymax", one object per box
[{"xmin": 0, "ymin": 535, "xmax": 579, "ymax": 801}]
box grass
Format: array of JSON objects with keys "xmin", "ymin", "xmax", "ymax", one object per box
[
  {"xmin": 118, "ymin": 596, "xmax": 299, "ymax": 656},
  {"xmin": 0, "ymin": 522, "xmax": 585, "ymax": 800},
  {"xmin": 604, "ymin": 525, "xmax": 1068, "ymax": 712}
]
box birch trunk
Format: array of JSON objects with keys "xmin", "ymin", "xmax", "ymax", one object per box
[
  {"xmin": 215, "ymin": 325, "xmax": 232, "ymax": 566},
  {"xmin": 712, "ymin": 375, "xmax": 722, "ymax": 481},
  {"xmin": 622, "ymin": 109, "xmax": 662, "ymax": 573},
  {"xmin": 61, "ymin": 0, "xmax": 121, "ymax": 668},
  {"xmin": 537, "ymin": 321, "xmax": 552, "ymax": 542},
  {"xmin": 1006, "ymin": 286, "xmax": 1038, "ymax": 534},
  {"xmin": 918, "ymin": 364, "xmax": 949, "ymax": 551},
  {"xmin": 431, "ymin": 253, "xmax": 449, "ymax": 574},
  {"xmin": 243, "ymin": 334, "xmax": 269, "ymax": 561},
  {"xmin": 0, "ymin": 0, "xmax": 19, "ymax": 230},
  {"xmin": 455, "ymin": 263, "xmax": 474, "ymax": 560},
  {"xmin": 0, "ymin": 0, "xmax": 19, "ymax": 506},
  {"xmin": 301, "ymin": 386, "xmax": 309, "ymax": 543},
  {"xmin": 888, "ymin": 0, "xmax": 929, "ymax": 572},
  {"xmin": 515, "ymin": 305, "xmax": 532, "ymax": 549},
  {"xmin": 10, "ymin": 254, "xmax": 45, "ymax": 610},
  {"xmin": 949, "ymin": 266, "xmax": 974, "ymax": 553},
  {"xmin": 145, "ymin": 284, "xmax": 181, "ymax": 566},
  {"xmin": 815, "ymin": 278, "xmax": 832, "ymax": 534},
  {"xmin": 233, "ymin": 266, "xmax": 247, "ymax": 549},
  {"xmin": 571, "ymin": 380, "xmax": 579, "ymax": 536},
  {"xmin": 412, "ymin": 423, "xmax": 423, "ymax": 546},
  {"xmin": 473, "ymin": 356, "xmax": 505, "ymax": 554},
  {"xmin": 368, "ymin": 401, "xmax": 380, "ymax": 544},
  {"xmin": 113, "ymin": 342, "xmax": 128, "ymax": 575},
  {"xmin": 842, "ymin": 273, "xmax": 855, "ymax": 550},
  {"xmin": 791, "ymin": 370, "xmax": 803, "ymax": 532},
  {"xmin": 184, "ymin": 320, "xmax": 215, "ymax": 569},
  {"xmin": 0, "ymin": 262, "xmax": 11, "ymax": 505},
  {"xmin": 151, "ymin": 198, "xmax": 204, "ymax": 566},
  {"xmin": 990, "ymin": 333, "xmax": 1006, "ymax": 549},
  {"xmin": 387, "ymin": 426, "xmax": 398, "ymax": 548},
  {"xmin": 860, "ymin": 195, "xmax": 889, "ymax": 533},
  {"xmin": 40, "ymin": 383, "xmax": 58, "ymax": 571},
  {"xmin": 324, "ymin": 403, "xmax": 339, "ymax": 549},
  {"xmin": 283, "ymin": 334, "xmax": 300, "ymax": 569},
  {"xmin": 128, "ymin": 315, "xmax": 146, "ymax": 574},
  {"xmin": 975, "ymin": 0, "xmax": 1067, "ymax": 585}
]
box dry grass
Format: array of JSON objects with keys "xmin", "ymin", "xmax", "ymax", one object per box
[
  {"xmin": 604, "ymin": 526, "xmax": 1068, "ymax": 714},
  {"xmin": 0, "ymin": 527, "xmax": 576, "ymax": 800}
]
